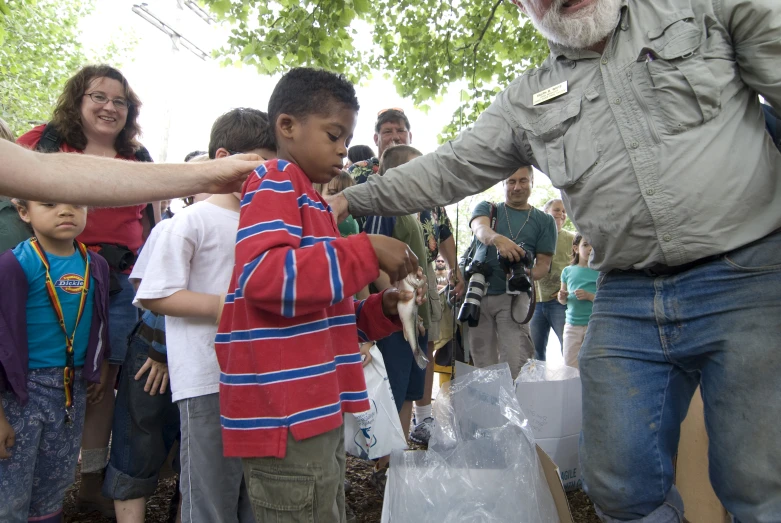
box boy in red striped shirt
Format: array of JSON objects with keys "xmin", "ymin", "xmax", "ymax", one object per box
[{"xmin": 216, "ymin": 68, "xmax": 424, "ymax": 522}]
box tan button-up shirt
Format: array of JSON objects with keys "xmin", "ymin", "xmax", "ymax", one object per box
[{"xmin": 344, "ymin": 0, "xmax": 781, "ymax": 271}]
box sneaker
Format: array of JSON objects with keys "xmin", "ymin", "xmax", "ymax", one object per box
[
  {"xmin": 409, "ymin": 416, "xmax": 434, "ymax": 446},
  {"xmin": 344, "ymin": 478, "xmax": 353, "ymax": 495},
  {"xmin": 368, "ymin": 465, "xmax": 388, "ymax": 497},
  {"xmin": 346, "ymin": 502, "xmax": 357, "ymax": 523}
]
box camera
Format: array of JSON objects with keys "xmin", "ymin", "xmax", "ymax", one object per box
[
  {"xmin": 457, "ymin": 261, "xmax": 493, "ymax": 327},
  {"xmin": 500, "ymin": 248, "xmax": 534, "ymax": 295}
]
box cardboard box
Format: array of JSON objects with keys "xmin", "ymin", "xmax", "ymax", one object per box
[
  {"xmin": 675, "ymin": 388, "xmax": 730, "ymax": 523},
  {"xmin": 514, "ymin": 372, "xmax": 583, "ymax": 491}
]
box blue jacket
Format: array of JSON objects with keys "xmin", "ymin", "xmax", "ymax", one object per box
[{"xmin": 0, "ymin": 249, "xmax": 112, "ymax": 405}]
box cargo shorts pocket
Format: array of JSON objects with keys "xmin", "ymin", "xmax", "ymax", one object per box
[
  {"xmin": 248, "ymin": 469, "xmax": 315, "ymax": 523},
  {"xmin": 643, "ymin": 12, "xmax": 721, "ymax": 134}
]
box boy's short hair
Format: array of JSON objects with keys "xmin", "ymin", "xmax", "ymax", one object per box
[
  {"xmin": 375, "ymin": 109, "xmax": 411, "ymax": 134},
  {"xmin": 184, "ymin": 150, "xmax": 206, "ymax": 162},
  {"xmin": 379, "ymin": 144, "xmax": 422, "ymax": 175},
  {"xmin": 268, "ymin": 68, "xmax": 359, "ymax": 138},
  {"xmin": 208, "ymin": 108, "xmax": 276, "ymax": 159}
]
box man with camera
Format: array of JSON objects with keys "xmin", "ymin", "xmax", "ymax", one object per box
[{"xmin": 463, "ymin": 167, "xmax": 556, "ymax": 379}]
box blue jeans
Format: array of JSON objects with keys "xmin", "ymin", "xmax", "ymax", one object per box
[
  {"xmin": 104, "ymin": 329, "xmax": 180, "ymax": 500},
  {"xmin": 579, "ymin": 230, "xmax": 781, "ymax": 523},
  {"xmin": 529, "ymin": 300, "xmax": 566, "ymax": 361},
  {"xmin": 107, "ymin": 272, "xmax": 139, "ymax": 365}
]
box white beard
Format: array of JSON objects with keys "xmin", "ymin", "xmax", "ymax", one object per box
[{"xmin": 521, "ymin": 0, "xmax": 622, "ymax": 50}]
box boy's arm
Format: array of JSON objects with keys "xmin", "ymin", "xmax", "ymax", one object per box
[
  {"xmin": 237, "ymin": 169, "xmax": 382, "ymax": 317},
  {"xmin": 139, "ymin": 291, "xmax": 223, "ymax": 321},
  {"xmin": 354, "ymin": 291, "xmax": 403, "ymax": 343}
]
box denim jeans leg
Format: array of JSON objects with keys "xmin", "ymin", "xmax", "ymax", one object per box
[
  {"xmin": 530, "ymin": 304, "xmax": 551, "ymax": 361},
  {"xmin": 677, "ymin": 236, "xmax": 781, "ymax": 522},
  {"xmin": 107, "ymin": 272, "xmax": 139, "ymax": 365},
  {"xmin": 579, "ymin": 271, "xmax": 697, "ymax": 522},
  {"xmin": 548, "ymin": 300, "xmax": 566, "ymax": 349}
]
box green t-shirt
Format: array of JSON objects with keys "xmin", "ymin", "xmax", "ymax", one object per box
[
  {"xmin": 560, "ymin": 265, "xmax": 599, "ymax": 326},
  {"xmin": 0, "ymin": 198, "xmax": 31, "ymax": 253},
  {"xmin": 470, "ymin": 202, "xmax": 557, "ymax": 296},
  {"xmin": 391, "ymin": 214, "xmax": 430, "ymax": 328},
  {"xmin": 338, "ymin": 215, "xmax": 360, "ymax": 238},
  {"xmin": 536, "ymin": 229, "xmax": 575, "ymax": 302}
]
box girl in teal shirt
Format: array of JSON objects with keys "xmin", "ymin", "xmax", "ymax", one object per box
[{"xmin": 558, "ymin": 234, "xmax": 599, "ymax": 369}]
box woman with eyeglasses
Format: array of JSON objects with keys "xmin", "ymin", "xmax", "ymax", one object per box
[{"xmin": 16, "ymin": 64, "xmax": 154, "ymax": 518}]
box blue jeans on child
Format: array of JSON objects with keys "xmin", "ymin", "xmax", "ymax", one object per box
[
  {"xmin": 0, "ymin": 368, "xmax": 87, "ymax": 523},
  {"xmin": 107, "ymin": 272, "xmax": 139, "ymax": 365},
  {"xmin": 579, "ymin": 230, "xmax": 781, "ymax": 523},
  {"xmin": 103, "ymin": 329, "xmax": 180, "ymax": 500},
  {"xmin": 529, "ymin": 299, "xmax": 566, "ymax": 361}
]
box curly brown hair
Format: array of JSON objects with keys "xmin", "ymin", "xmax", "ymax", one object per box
[{"xmin": 50, "ymin": 65, "xmax": 142, "ymax": 157}]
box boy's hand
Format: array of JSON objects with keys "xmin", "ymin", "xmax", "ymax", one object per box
[
  {"xmin": 368, "ymin": 235, "xmax": 418, "ymax": 283},
  {"xmin": 359, "ymin": 343, "xmax": 374, "ymax": 367},
  {"xmin": 87, "ymin": 360, "xmax": 111, "ymax": 405},
  {"xmin": 135, "ymin": 357, "xmax": 170, "ymax": 396},
  {"xmin": 381, "ymin": 267, "xmax": 427, "ymax": 316},
  {"xmin": 0, "ymin": 415, "xmax": 14, "ymax": 459},
  {"xmin": 574, "ymin": 289, "xmax": 595, "ymax": 302}
]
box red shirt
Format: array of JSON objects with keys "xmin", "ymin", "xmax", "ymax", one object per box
[
  {"xmin": 17, "ymin": 125, "xmax": 146, "ymax": 255},
  {"xmin": 216, "ymin": 159, "xmax": 401, "ymax": 458}
]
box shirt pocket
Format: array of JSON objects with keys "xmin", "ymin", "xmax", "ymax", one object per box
[
  {"xmin": 517, "ymin": 94, "xmax": 600, "ymax": 189},
  {"xmin": 642, "ymin": 12, "xmax": 722, "ymax": 135}
]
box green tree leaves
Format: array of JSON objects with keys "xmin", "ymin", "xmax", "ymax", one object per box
[{"xmin": 203, "ymin": 0, "xmax": 549, "ymax": 139}]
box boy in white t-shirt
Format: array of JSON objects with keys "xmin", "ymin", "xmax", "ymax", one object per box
[{"xmin": 135, "ymin": 108, "xmax": 276, "ymax": 523}]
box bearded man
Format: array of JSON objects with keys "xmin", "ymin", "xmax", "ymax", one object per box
[{"xmin": 329, "ymin": 1, "xmax": 781, "ymax": 521}]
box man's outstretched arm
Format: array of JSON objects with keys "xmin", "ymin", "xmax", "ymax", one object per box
[{"xmin": 1, "ymin": 140, "xmax": 262, "ymax": 205}]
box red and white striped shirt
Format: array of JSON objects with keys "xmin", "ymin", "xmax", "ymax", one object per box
[{"xmin": 216, "ymin": 159, "xmax": 401, "ymax": 458}]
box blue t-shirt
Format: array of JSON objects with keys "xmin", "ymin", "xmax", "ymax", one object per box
[
  {"xmin": 471, "ymin": 202, "xmax": 558, "ymax": 296},
  {"xmin": 561, "ymin": 265, "xmax": 599, "ymax": 326},
  {"xmin": 13, "ymin": 240, "xmax": 94, "ymax": 369}
]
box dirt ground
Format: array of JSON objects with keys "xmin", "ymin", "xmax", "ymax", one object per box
[{"xmin": 64, "ymin": 460, "xmax": 599, "ymax": 523}]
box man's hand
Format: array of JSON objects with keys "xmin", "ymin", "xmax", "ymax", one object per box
[
  {"xmin": 380, "ymin": 267, "xmax": 427, "ymax": 316},
  {"xmin": 87, "ymin": 360, "xmax": 111, "ymax": 405},
  {"xmin": 368, "ymin": 235, "xmax": 419, "ymax": 282},
  {"xmin": 574, "ymin": 289, "xmax": 595, "ymax": 302},
  {"xmin": 326, "ymin": 192, "xmax": 350, "ymax": 223},
  {"xmin": 492, "ymin": 235, "xmax": 526, "ymax": 262},
  {"xmin": 200, "ymin": 154, "xmax": 264, "ymax": 195},
  {"xmin": 449, "ymin": 268, "xmax": 466, "ymax": 298},
  {"xmin": 557, "ymin": 289, "xmax": 569, "ymax": 305},
  {"xmin": 135, "ymin": 357, "xmax": 170, "ymax": 396},
  {"xmin": 0, "ymin": 415, "xmax": 14, "ymax": 459}
]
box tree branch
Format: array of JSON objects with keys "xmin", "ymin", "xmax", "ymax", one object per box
[{"xmin": 471, "ymin": 0, "xmax": 503, "ymax": 87}]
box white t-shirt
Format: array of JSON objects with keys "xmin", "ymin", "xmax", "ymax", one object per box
[
  {"xmin": 130, "ymin": 220, "xmax": 170, "ymax": 285},
  {"xmin": 134, "ymin": 201, "xmax": 239, "ymax": 402}
]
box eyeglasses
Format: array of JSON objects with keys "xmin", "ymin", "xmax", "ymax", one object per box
[
  {"xmin": 377, "ymin": 107, "xmax": 405, "ymax": 117},
  {"xmin": 84, "ymin": 92, "xmax": 130, "ymax": 110}
]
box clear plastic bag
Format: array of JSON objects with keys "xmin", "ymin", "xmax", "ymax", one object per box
[
  {"xmin": 382, "ymin": 363, "xmax": 560, "ymax": 523},
  {"xmin": 517, "ymin": 359, "xmax": 580, "ymax": 383}
]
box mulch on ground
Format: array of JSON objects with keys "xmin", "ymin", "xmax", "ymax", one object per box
[{"xmin": 64, "ymin": 460, "xmax": 599, "ymax": 522}]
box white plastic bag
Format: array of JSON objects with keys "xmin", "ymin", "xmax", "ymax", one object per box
[
  {"xmin": 344, "ymin": 345, "xmax": 407, "ymax": 460},
  {"xmin": 382, "ymin": 363, "xmax": 560, "ymax": 523}
]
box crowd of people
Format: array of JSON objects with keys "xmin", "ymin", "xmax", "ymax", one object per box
[{"xmin": 0, "ymin": 0, "xmax": 780, "ymax": 523}]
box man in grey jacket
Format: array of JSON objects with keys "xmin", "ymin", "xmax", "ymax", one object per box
[{"xmin": 329, "ymin": 1, "xmax": 781, "ymax": 521}]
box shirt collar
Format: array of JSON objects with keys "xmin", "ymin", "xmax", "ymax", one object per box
[{"xmin": 547, "ymin": 1, "xmax": 629, "ymax": 61}]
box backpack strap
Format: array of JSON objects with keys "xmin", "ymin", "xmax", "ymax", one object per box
[
  {"xmin": 35, "ymin": 123, "xmax": 63, "ymax": 153},
  {"xmin": 488, "ymin": 202, "xmax": 498, "ymax": 231}
]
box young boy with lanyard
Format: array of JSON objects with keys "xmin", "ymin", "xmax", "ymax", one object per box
[
  {"xmin": 216, "ymin": 67, "xmax": 423, "ymax": 522},
  {"xmin": 0, "ymin": 199, "xmax": 111, "ymax": 523}
]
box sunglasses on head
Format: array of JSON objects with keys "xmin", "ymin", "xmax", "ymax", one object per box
[{"xmin": 377, "ymin": 107, "xmax": 405, "ymax": 117}]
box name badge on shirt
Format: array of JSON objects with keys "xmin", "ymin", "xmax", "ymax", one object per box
[{"xmin": 533, "ymin": 81, "xmax": 568, "ymax": 106}]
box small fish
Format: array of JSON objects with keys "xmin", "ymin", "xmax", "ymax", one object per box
[{"xmin": 398, "ymin": 273, "xmax": 429, "ymax": 369}]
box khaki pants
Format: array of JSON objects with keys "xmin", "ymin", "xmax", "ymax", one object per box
[
  {"xmin": 467, "ymin": 293, "xmax": 534, "ymax": 379},
  {"xmin": 563, "ymin": 323, "xmax": 588, "ymax": 369},
  {"xmin": 242, "ymin": 426, "xmax": 345, "ymax": 523}
]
